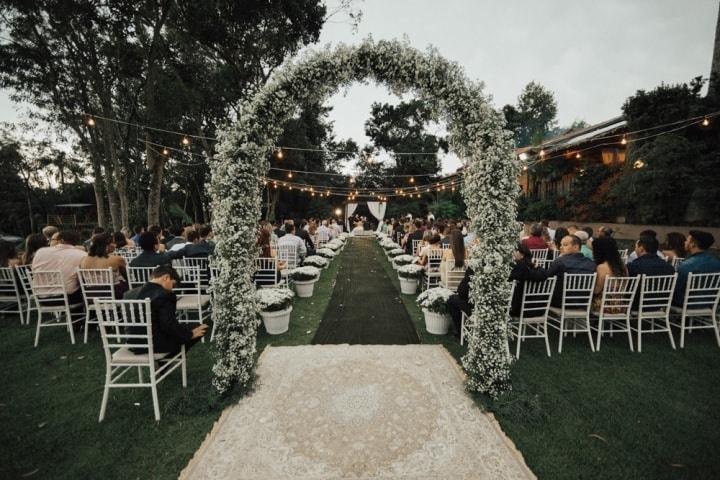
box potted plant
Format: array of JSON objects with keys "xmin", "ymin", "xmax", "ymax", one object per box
[
  {"xmin": 388, "ymin": 248, "xmax": 405, "ymax": 258},
  {"xmin": 397, "ymin": 264, "xmax": 424, "ymax": 294},
  {"xmin": 303, "ymin": 255, "xmax": 329, "ymax": 270},
  {"xmin": 316, "ymin": 248, "xmax": 336, "ymax": 259},
  {"xmin": 393, "ymin": 254, "xmax": 414, "ymax": 269},
  {"xmin": 416, "ymin": 287, "xmax": 454, "ymax": 335},
  {"xmin": 256, "ymin": 288, "xmax": 294, "ymax": 335},
  {"xmin": 289, "ymin": 266, "xmax": 321, "ymax": 297}
]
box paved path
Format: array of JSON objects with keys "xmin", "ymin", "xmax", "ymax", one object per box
[{"xmin": 312, "ymin": 236, "xmax": 419, "ymax": 345}]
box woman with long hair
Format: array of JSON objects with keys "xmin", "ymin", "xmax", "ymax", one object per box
[
  {"xmin": 660, "ymin": 232, "xmax": 686, "ymax": 260},
  {"xmin": 592, "ymin": 236, "xmax": 627, "ymax": 307},
  {"xmin": 255, "ymin": 228, "xmax": 284, "ymax": 286},
  {"xmin": 20, "ymin": 234, "xmax": 47, "ymax": 265},
  {"xmin": 79, "ymin": 232, "xmax": 128, "ymax": 298},
  {"xmin": 440, "ymin": 230, "xmax": 468, "ymax": 288},
  {"xmin": 509, "ymin": 243, "xmax": 545, "ymax": 315}
]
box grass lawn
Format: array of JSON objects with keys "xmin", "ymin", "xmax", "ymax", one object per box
[
  {"xmin": 376, "ymin": 240, "xmax": 720, "ymax": 480},
  {"xmin": 0, "ymin": 252, "xmax": 342, "ymax": 480}
]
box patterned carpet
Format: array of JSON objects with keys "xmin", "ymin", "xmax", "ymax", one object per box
[{"xmin": 181, "ymin": 345, "xmax": 535, "ymax": 479}]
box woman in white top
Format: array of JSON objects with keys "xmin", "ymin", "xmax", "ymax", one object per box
[
  {"xmin": 441, "ymin": 230, "xmax": 467, "ymax": 288},
  {"xmin": 79, "ymin": 232, "xmax": 128, "ymax": 298}
]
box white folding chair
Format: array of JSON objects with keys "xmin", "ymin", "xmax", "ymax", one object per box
[
  {"xmin": 115, "ymin": 248, "xmax": 140, "ymax": 263},
  {"xmin": 31, "ymin": 270, "xmax": 85, "ymax": 347},
  {"xmin": 127, "ymin": 266, "xmax": 156, "ymax": 289},
  {"xmin": 412, "ymin": 239, "xmax": 422, "ymax": 257},
  {"xmin": 181, "ymin": 257, "xmax": 210, "ymax": 292},
  {"xmin": 77, "ymin": 268, "xmax": 116, "ymax": 343},
  {"xmin": 530, "ymin": 249, "xmax": 549, "ymax": 269},
  {"xmin": 173, "ymin": 265, "xmax": 211, "ymax": 341},
  {"xmin": 670, "ymin": 272, "xmax": 720, "ymax": 348},
  {"xmin": 15, "ymin": 265, "xmax": 36, "ymax": 325},
  {"xmin": 618, "ymin": 249, "xmax": 629, "ymax": 264},
  {"xmin": 423, "ymin": 249, "xmax": 444, "ymax": 291},
  {"xmin": 95, "ymin": 298, "xmax": 187, "ymax": 422},
  {"xmin": 277, "ymin": 244, "xmax": 298, "ymax": 271},
  {"xmin": 254, "ymin": 257, "xmax": 285, "ymax": 288},
  {"xmin": 461, "ymin": 281, "xmax": 516, "ymax": 348},
  {"xmin": 592, "ymin": 276, "xmax": 640, "ymax": 351},
  {"xmin": 317, "ymin": 230, "xmax": 330, "ymax": 249},
  {"xmin": 631, "ymin": 274, "xmax": 677, "ymax": 352},
  {"xmin": 442, "ymin": 261, "xmax": 466, "ymax": 292},
  {"xmin": 671, "ymin": 257, "xmax": 684, "ymax": 271},
  {"xmin": 548, "ymin": 273, "xmax": 597, "ymax": 353},
  {"xmin": 511, "ymin": 277, "xmax": 556, "ymax": 358},
  {"xmin": 0, "ymin": 267, "xmax": 24, "ymax": 322}
]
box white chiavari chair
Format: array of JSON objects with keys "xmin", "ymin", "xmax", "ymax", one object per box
[
  {"xmin": 631, "ymin": 273, "xmax": 677, "ymax": 352},
  {"xmin": 511, "ymin": 277, "xmax": 556, "ymax": 358},
  {"xmin": 77, "ymin": 268, "xmax": 116, "ymax": 343},
  {"xmin": 670, "ymin": 272, "xmax": 720, "ymax": 348},
  {"xmin": 548, "ymin": 273, "xmax": 597, "ymax": 353},
  {"xmin": 592, "ymin": 276, "xmax": 640, "ymax": 351},
  {"xmin": 127, "ymin": 266, "xmax": 156, "ymax": 289},
  {"xmin": 422, "ymin": 249, "xmax": 444, "ymax": 291},
  {"xmin": 278, "ymin": 244, "xmax": 298, "ymax": 271},
  {"xmin": 0, "ymin": 267, "xmax": 24, "ymax": 322},
  {"xmin": 31, "ymin": 270, "xmax": 85, "ymax": 347},
  {"xmin": 15, "ymin": 265, "xmax": 35, "ymax": 325},
  {"xmin": 173, "ymin": 265, "xmax": 211, "ymax": 341},
  {"xmin": 530, "ymin": 249, "xmax": 549, "ymax": 268},
  {"xmin": 95, "ymin": 298, "xmax": 187, "ymax": 422}
]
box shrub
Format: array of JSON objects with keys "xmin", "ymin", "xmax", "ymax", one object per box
[
  {"xmin": 393, "ymin": 254, "xmax": 414, "ymax": 266},
  {"xmin": 289, "ymin": 266, "xmax": 320, "ymax": 281},
  {"xmin": 316, "ymin": 248, "xmax": 336, "ymax": 258},
  {"xmin": 416, "ymin": 287, "xmax": 454, "ymax": 314},
  {"xmin": 302, "ymin": 255, "xmax": 328, "ymax": 268},
  {"xmin": 388, "ymin": 248, "xmax": 405, "ymax": 257},
  {"xmin": 397, "ymin": 263, "xmax": 424, "ymax": 279}
]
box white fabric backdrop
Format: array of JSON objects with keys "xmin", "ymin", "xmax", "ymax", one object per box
[
  {"xmin": 345, "ymin": 202, "xmax": 358, "ymax": 232},
  {"xmin": 367, "ymin": 201, "xmax": 387, "ymax": 232}
]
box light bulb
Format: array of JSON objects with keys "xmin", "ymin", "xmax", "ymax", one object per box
[
  {"xmin": 409, "ymin": 176, "xmax": 415, "ymax": 183},
  {"xmin": 87, "ymin": 117, "xmax": 96, "ymax": 127},
  {"xmin": 276, "ymin": 149, "xmax": 283, "ymax": 159},
  {"xmin": 181, "ymin": 137, "xmax": 190, "ymax": 146},
  {"xmin": 162, "ymin": 148, "xmax": 169, "ymax": 155},
  {"xmin": 287, "ymin": 172, "xmax": 293, "ymax": 178},
  {"xmin": 621, "ymin": 136, "xmax": 627, "ymax": 145},
  {"xmin": 702, "ymin": 117, "xmax": 710, "ymax": 127}
]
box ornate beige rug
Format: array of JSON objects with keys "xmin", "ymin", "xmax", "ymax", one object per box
[{"xmin": 181, "ymin": 345, "xmax": 535, "ymax": 479}]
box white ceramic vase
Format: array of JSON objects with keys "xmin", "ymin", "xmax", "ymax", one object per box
[
  {"xmin": 423, "ymin": 308, "xmax": 451, "ymax": 335},
  {"xmin": 399, "ymin": 277, "xmax": 418, "ymax": 295},
  {"xmin": 294, "ymin": 278, "xmax": 318, "ymax": 298}
]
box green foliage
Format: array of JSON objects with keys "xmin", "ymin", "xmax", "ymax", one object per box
[
  {"xmin": 566, "ymin": 163, "xmax": 618, "ymax": 221},
  {"xmin": 427, "ymin": 198, "xmax": 462, "ymax": 218},
  {"xmin": 503, "ymin": 81, "xmax": 558, "ymax": 147}
]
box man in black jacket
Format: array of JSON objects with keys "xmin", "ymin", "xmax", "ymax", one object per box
[
  {"xmin": 405, "ymin": 219, "xmax": 425, "ymax": 255},
  {"xmin": 627, "ymin": 236, "xmax": 675, "ymax": 277},
  {"xmin": 447, "ymin": 267, "xmax": 474, "ymax": 337},
  {"xmin": 125, "ymin": 265, "xmax": 207, "ymax": 355},
  {"xmin": 536, "ymin": 235, "xmax": 596, "ymax": 306}
]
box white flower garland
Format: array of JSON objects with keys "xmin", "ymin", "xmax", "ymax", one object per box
[
  {"xmin": 211, "ymin": 38, "xmax": 517, "ymax": 396},
  {"xmin": 393, "ymin": 254, "xmax": 415, "ymax": 266},
  {"xmin": 256, "ymin": 288, "xmax": 295, "ymax": 312},
  {"xmin": 397, "ymin": 263, "xmax": 425, "ymax": 279},
  {"xmin": 316, "ymin": 248, "xmax": 337, "ymax": 258},
  {"xmin": 302, "ymin": 255, "xmax": 329, "ymax": 268}
]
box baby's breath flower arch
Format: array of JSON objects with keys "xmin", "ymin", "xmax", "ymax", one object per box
[{"xmin": 210, "ymin": 38, "xmax": 519, "ymax": 397}]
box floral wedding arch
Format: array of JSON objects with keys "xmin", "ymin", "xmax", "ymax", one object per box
[{"xmin": 209, "ymin": 39, "xmax": 520, "ymax": 397}]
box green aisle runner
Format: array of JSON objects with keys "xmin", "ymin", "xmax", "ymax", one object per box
[{"xmin": 312, "ymin": 236, "xmax": 420, "ymax": 345}]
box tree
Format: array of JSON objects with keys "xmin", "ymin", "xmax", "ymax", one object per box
[{"xmin": 502, "ymin": 81, "xmax": 558, "ymax": 147}]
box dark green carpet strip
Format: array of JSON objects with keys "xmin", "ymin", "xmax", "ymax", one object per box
[{"xmin": 312, "ymin": 237, "xmax": 420, "ymax": 345}]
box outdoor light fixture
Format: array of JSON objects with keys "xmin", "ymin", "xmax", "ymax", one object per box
[
  {"xmin": 633, "ymin": 159, "xmax": 646, "ymax": 169},
  {"xmin": 539, "ymin": 149, "xmax": 545, "ymax": 157},
  {"xmin": 276, "ymin": 148, "xmax": 284, "ymax": 159},
  {"xmin": 162, "ymin": 148, "xmax": 169, "ymax": 155},
  {"xmin": 575, "ymin": 152, "xmax": 581, "ymax": 159},
  {"xmin": 702, "ymin": 117, "xmax": 710, "ymax": 127},
  {"xmin": 409, "ymin": 176, "xmax": 415, "ymax": 183},
  {"xmin": 621, "ymin": 135, "xmax": 627, "ymax": 145},
  {"xmin": 181, "ymin": 136, "xmax": 190, "ymax": 146},
  {"xmin": 334, "ymin": 208, "xmax": 342, "ymax": 216},
  {"xmin": 287, "ymin": 172, "xmax": 293, "ymax": 178},
  {"xmin": 518, "ymin": 152, "xmax": 528, "ymax": 161},
  {"xmin": 86, "ymin": 117, "xmax": 96, "ymax": 127}
]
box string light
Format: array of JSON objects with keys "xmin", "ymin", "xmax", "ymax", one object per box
[
  {"xmin": 633, "ymin": 159, "xmax": 646, "ymax": 169},
  {"xmin": 181, "ymin": 136, "xmax": 190, "ymax": 146},
  {"xmin": 409, "ymin": 176, "xmax": 415, "ymax": 183},
  {"xmin": 620, "ymin": 135, "xmax": 627, "ymax": 145},
  {"xmin": 702, "ymin": 117, "xmax": 710, "ymax": 127},
  {"xmin": 86, "ymin": 117, "xmax": 96, "ymax": 127},
  {"xmin": 162, "ymin": 147, "xmax": 169, "ymax": 155},
  {"xmin": 575, "ymin": 152, "xmax": 581, "ymax": 159},
  {"xmin": 539, "ymin": 149, "xmax": 545, "ymax": 158},
  {"xmin": 276, "ymin": 148, "xmax": 284, "ymax": 159},
  {"xmin": 287, "ymin": 172, "xmax": 293, "ymax": 179}
]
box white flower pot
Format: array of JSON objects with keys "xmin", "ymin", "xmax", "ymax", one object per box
[
  {"xmin": 423, "ymin": 308, "xmax": 451, "ymax": 335},
  {"xmin": 260, "ymin": 306, "xmax": 292, "ymax": 335},
  {"xmin": 294, "ymin": 278, "xmax": 318, "ymax": 298},
  {"xmin": 399, "ymin": 277, "xmax": 418, "ymax": 295}
]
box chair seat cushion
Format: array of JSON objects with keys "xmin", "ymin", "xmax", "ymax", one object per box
[
  {"xmin": 112, "ymin": 347, "xmax": 166, "ymax": 363},
  {"xmin": 176, "ymin": 295, "xmax": 211, "ymax": 309},
  {"xmin": 549, "ymin": 306, "xmax": 588, "ymax": 317}
]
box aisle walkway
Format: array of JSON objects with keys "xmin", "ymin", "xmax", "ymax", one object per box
[
  {"xmin": 312, "ymin": 236, "xmax": 419, "ymax": 345},
  {"xmin": 181, "ymin": 345, "xmax": 535, "ymax": 479}
]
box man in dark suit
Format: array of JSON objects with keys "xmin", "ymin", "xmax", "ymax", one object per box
[
  {"xmin": 536, "ymin": 235, "xmax": 596, "ymax": 306},
  {"xmin": 125, "ymin": 265, "xmax": 207, "ymax": 355},
  {"xmin": 628, "ymin": 236, "xmax": 675, "ymax": 277},
  {"xmin": 174, "ymin": 224, "xmax": 215, "ymax": 258}
]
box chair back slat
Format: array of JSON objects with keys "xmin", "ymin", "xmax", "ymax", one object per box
[
  {"xmin": 684, "ymin": 272, "xmax": 720, "ymax": 310},
  {"xmin": 77, "ymin": 268, "xmax": 115, "ymax": 303},
  {"xmin": 444, "ymin": 261, "xmax": 466, "ymax": 291},
  {"xmin": 561, "ymin": 273, "xmax": 596, "ymax": 312},
  {"xmin": 427, "ymin": 249, "xmax": 443, "ymax": 271},
  {"xmin": 638, "ymin": 274, "xmax": 676, "ymax": 313},
  {"xmin": 277, "ymin": 244, "xmax": 298, "ymax": 269},
  {"xmin": 181, "ymin": 257, "xmax": 210, "ymax": 289},
  {"xmin": 31, "ymin": 270, "xmax": 70, "ymax": 306},
  {"xmin": 127, "ymin": 267, "xmax": 155, "ymax": 289},
  {"xmin": 95, "ymin": 298, "xmax": 154, "ymax": 358},
  {"xmin": 520, "ymin": 278, "xmax": 556, "ymax": 319},
  {"xmin": 598, "ymin": 276, "xmax": 639, "ymax": 316},
  {"xmin": 412, "ymin": 239, "xmax": 422, "ymax": 257},
  {"xmin": 173, "ymin": 265, "xmax": 202, "ymax": 296},
  {"xmin": 0, "ymin": 267, "xmax": 20, "ymax": 298},
  {"xmin": 671, "ymin": 257, "xmax": 684, "ymax": 270},
  {"xmin": 254, "ymin": 258, "xmax": 279, "ymax": 287}
]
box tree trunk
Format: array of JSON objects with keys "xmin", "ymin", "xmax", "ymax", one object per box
[
  {"xmin": 146, "ymin": 136, "xmax": 165, "ymax": 226},
  {"xmin": 104, "ymin": 162, "xmax": 122, "ymax": 230},
  {"xmin": 709, "ymin": 1, "xmax": 720, "ymax": 98},
  {"xmin": 90, "ymin": 156, "xmax": 107, "ymax": 229}
]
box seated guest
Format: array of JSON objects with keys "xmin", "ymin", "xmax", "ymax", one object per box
[
  {"xmin": 173, "ymin": 224, "xmax": 215, "ymax": 258},
  {"xmin": 125, "ymin": 265, "xmax": 207, "ymax": 355},
  {"xmin": 131, "ymin": 225, "xmax": 145, "ymax": 245},
  {"xmin": 440, "ymin": 224, "xmax": 452, "ymax": 248},
  {"xmin": 42, "ymin": 225, "xmax": 59, "ymax": 244},
  {"xmin": 574, "ymin": 230, "xmax": 593, "ymax": 260},
  {"xmin": 83, "ymin": 226, "xmax": 105, "ymax": 250},
  {"xmin": 673, "ymin": 230, "xmax": 720, "ymax": 306},
  {"xmin": 405, "ymin": 219, "xmax": 424, "ymax": 255},
  {"xmin": 273, "ymin": 220, "xmax": 286, "ymax": 239},
  {"xmin": 0, "ymin": 240, "xmax": 20, "ymax": 268},
  {"xmin": 79, "ymin": 232, "xmax": 129, "ymax": 298},
  {"xmin": 441, "ymin": 230, "xmax": 467, "ymax": 287},
  {"xmin": 129, "ymin": 232, "xmax": 174, "ymax": 267},
  {"xmin": 170, "ymin": 227, "xmax": 196, "ymax": 252},
  {"xmin": 628, "ymin": 236, "xmax": 675, "ymax": 277},
  {"xmin": 277, "ymin": 223, "xmax": 306, "ymax": 263},
  {"xmin": 254, "ymin": 229, "xmax": 284, "ymax": 286},
  {"xmin": 20, "ymin": 234, "xmax": 48, "ymax": 265},
  {"xmin": 417, "ymin": 234, "xmax": 442, "ymax": 268},
  {"xmin": 521, "ymin": 223, "xmax": 548, "ymax": 250},
  {"xmin": 296, "ymin": 220, "xmax": 316, "ymax": 257},
  {"xmin": 660, "ymin": 232, "xmax": 686, "ymax": 262},
  {"xmin": 592, "ymin": 236, "xmax": 628, "ymax": 309},
  {"xmin": 509, "ymin": 244, "xmax": 545, "ymax": 316},
  {"xmin": 535, "ymin": 235, "xmax": 596, "ymax": 307},
  {"xmin": 31, "ymin": 230, "xmax": 87, "ymax": 305},
  {"xmin": 416, "ymin": 230, "xmax": 433, "ymax": 259},
  {"xmin": 447, "ymin": 266, "xmax": 475, "ymax": 337},
  {"xmin": 627, "ymin": 230, "xmax": 665, "ymax": 264},
  {"xmin": 549, "ymin": 227, "xmax": 569, "ymax": 252},
  {"xmin": 317, "ymin": 220, "xmax": 334, "ymax": 241},
  {"xmin": 112, "ymin": 231, "xmax": 129, "ymax": 250},
  {"xmin": 596, "ymin": 226, "xmax": 614, "ymax": 238},
  {"xmin": 120, "ymin": 227, "xmax": 136, "ymax": 248}
]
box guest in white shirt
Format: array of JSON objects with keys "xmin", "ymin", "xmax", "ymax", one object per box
[
  {"xmin": 277, "ymin": 223, "xmax": 306, "ymax": 264},
  {"xmin": 330, "ymin": 219, "xmax": 342, "ymax": 236},
  {"xmin": 31, "ymin": 230, "xmax": 87, "ymax": 304},
  {"xmin": 317, "ymin": 220, "xmax": 333, "ymax": 241}
]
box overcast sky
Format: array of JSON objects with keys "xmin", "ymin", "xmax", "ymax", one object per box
[{"xmin": 1, "ymin": 0, "xmax": 717, "ymax": 173}]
